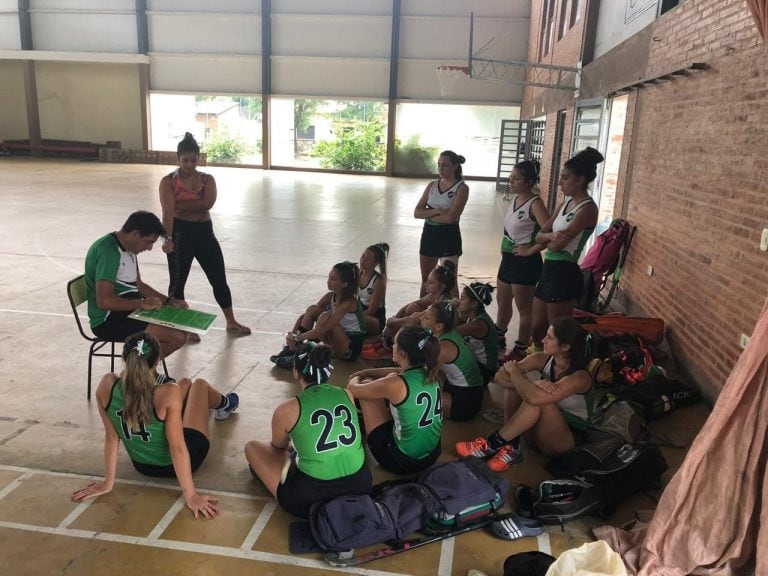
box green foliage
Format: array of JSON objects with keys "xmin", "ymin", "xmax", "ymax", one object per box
[
  {"xmin": 203, "ymin": 135, "xmax": 248, "ymax": 163},
  {"xmin": 392, "ymin": 136, "xmax": 439, "ymax": 175},
  {"xmin": 295, "ymin": 99, "xmax": 322, "ymax": 133},
  {"xmin": 333, "ymin": 101, "xmax": 385, "ymax": 123},
  {"xmin": 313, "ymin": 120, "xmax": 386, "ymax": 172}
]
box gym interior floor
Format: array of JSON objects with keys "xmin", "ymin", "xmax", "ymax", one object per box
[{"xmin": 0, "ymin": 157, "xmax": 709, "ymax": 575}]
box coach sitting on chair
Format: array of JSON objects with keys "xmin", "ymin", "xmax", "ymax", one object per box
[{"xmin": 85, "ymin": 211, "xmax": 186, "ymax": 359}]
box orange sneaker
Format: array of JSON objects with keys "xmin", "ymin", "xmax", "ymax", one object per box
[
  {"xmin": 361, "ymin": 344, "xmax": 392, "ymax": 360},
  {"xmin": 455, "ymin": 437, "xmax": 494, "ymax": 458},
  {"xmin": 487, "ymin": 444, "xmax": 524, "ymax": 472}
]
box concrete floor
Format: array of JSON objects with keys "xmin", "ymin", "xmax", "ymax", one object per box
[{"xmin": 0, "ymin": 157, "xmax": 709, "ymax": 575}]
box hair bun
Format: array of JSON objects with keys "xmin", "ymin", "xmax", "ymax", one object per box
[
  {"xmin": 572, "ymin": 147, "xmax": 604, "ymax": 167},
  {"xmin": 457, "ymin": 155, "xmax": 466, "ymax": 164}
]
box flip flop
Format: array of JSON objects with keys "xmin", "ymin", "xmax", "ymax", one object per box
[
  {"xmin": 226, "ymin": 324, "xmax": 252, "ymax": 337},
  {"xmin": 490, "ymin": 512, "xmax": 544, "ymax": 541}
]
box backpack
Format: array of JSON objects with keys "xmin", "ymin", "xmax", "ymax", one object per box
[
  {"xmin": 602, "ymin": 375, "xmax": 702, "ymax": 422},
  {"xmin": 577, "ymin": 219, "xmax": 632, "ymax": 311},
  {"xmin": 309, "ymin": 457, "xmax": 508, "ymax": 552},
  {"xmin": 517, "ymin": 443, "xmax": 667, "ymax": 524}
]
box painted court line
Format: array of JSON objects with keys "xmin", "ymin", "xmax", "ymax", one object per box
[
  {"xmin": 0, "ymin": 520, "xmax": 407, "ymax": 576},
  {"xmin": 58, "ymin": 499, "xmax": 95, "ymax": 529},
  {"xmin": 0, "ymin": 471, "xmax": 34, "ymax": 502},
  {"xmin": 437, "ymin": 536, "xmax": 455, "ymax": 576},
  {"xmin": 0, "ymin": 464, "xmax": 273, "ymax": 502},
  {"xmin": 240, "ymin": 501, "xmax": 278, "ymax": 552},
  {"xmin": 537, "ymin": 531, "xmax": 552, "ymax": 555},
  {"xmin": 147, "ymin": 495, "xmax": 186, "ymax": 540}
]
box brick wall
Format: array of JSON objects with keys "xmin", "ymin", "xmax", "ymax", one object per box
[{"xmin": 615, "ymin": 0, "xmax": 767, "ymax": 397}]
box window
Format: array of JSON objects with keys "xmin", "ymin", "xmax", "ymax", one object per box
[
  {"xmin": 395, "ymin": 103, "xmax": 520, "ymax": 177},
  {"xmin": 271, "ymin": 98, "xmax": 388, "ymax": 172},
  {"xmin": 570, "ymin": 0, "xmax": 581, "ymax": 27},
  {"xmin": 571, "ymin": 104, "xmax": 602, "ymax": 153},
  {"xmin": 539, "ymin": 0, "xmax": 557, "ymax": 59},
  {"xmin": 558, "ymin": 0, "xmax": 569, "ymax": 39},
  {"xmin": 527, "ymin": 118, "xmax": 546, "ymax": 163},
  {"xmin": 659, "ymin": 0, "xmax": 680, "ymax": 16},
  {"xmin": 149, "ymin": 93, "xmax": 262, "ymax": 165}
]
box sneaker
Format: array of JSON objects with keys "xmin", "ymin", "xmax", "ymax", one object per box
[
  {"xmin": 270, "ymin": 346, "xmax": 295, "ymax": 363},
  {"xmin": 361, "ymin": 344, "xmax": 392, "ymax": 360},
  {"xmin": 487, "ymin": 443, "xmax": 523, "ymax": 472},
  {"xmin": 490, "ymin": 512, "xmax": 544, "ymax": 541},
  {"xmin": 499, "ymin": 347, "xmax": 527, "ymax": 365},
  {"xmin": 274, "ymin": 355, "xmax": 295, "ymax": 370},
  {"xmin": 455, "ymin": 437, "xmax": 495, "ymax": 458},
  {"xmin": 214, "ymin": 393, "xmax": 239, "ymax": 420}
]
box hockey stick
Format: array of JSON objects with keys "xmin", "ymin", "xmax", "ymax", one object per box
[{"xmin": 325, "ymin": 512, "xmax": 536, "ymax": 568}]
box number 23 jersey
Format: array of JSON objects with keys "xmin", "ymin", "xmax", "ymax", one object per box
[{"xmin": 290, "ymin": 384, "xmax": 365, "ymax": 481}]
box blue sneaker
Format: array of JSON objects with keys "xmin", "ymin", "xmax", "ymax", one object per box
[{"xmin": 215, "ymin": 393, "xmax": 239, "ymax": 420}]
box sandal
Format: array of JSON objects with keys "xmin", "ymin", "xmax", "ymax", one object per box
[
  {"xmin": 490, "ymin": 512, "xmax": 544, "ymax": 541},
  {"xmin": 226, "ymin": 323, "xmax": 252, "ymax": 337}
]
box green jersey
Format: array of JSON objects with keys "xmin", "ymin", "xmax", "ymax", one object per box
[
  {"xmin": 106, "ymin": 378, "xmax": 171, "ymax": 467},
  {"xmin": 463, "ymin": 311, "xmax": 500, "ymax": 370},
  {"xmin": 390, "ymin": 367, "xmax": 442, "ymax": 459},
  {"xmin": 440, "ymin": 330, "xmax": 484, "ymax": 388},
  {"xmin": 290, "ymin": 384, "xmax": 365, "ymax": 480},
  {"xmin": 84, "ymin": 233, "xmax": 139, "ymax": 328}
]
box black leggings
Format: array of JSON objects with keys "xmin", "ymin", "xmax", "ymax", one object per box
[{"xmin": 167, "ymin": 219, "xmax": 232, "ymax": 309}]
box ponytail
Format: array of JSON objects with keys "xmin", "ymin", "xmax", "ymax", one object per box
[
  {"xmin": 395, "ymin": 326, "xmax": 441, "ymax": 383},
  {"xmin": 120, "ymin": 332, "xmax": 161, "ymax": 430}
]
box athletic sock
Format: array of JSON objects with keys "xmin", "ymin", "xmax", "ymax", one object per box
[
  {"xmin": 216, "ymin": 395, "xmax": 229, "ymax": 410},
  {"xmin": 510, "ymin": 436, "xmax": 521, "ymax": 450},
  {"xmin": 513, "ymin": 340, "xmax": 527, "ymax": 352},
  {"xmin": 486, "ymin": 431, "xmax": 508, "ymax": 451}
]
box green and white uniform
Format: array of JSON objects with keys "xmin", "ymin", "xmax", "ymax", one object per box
[
  {"xmin": 439, "ymin": 330, "xmax": 483, "ymax": 388},
  {"xmin": 501, "ymin": 195, "xmax": 541, "ymax": 253},
  {"xmin": 463, "ymin": 311, "xmax": 500, "ymax": 371},
  {"xmin": 544, "ymin": 198, "xmax": 595, "ymax": 263},
  {"xmin": 389, "ymin": 367, "xmax": 442, "ymax": 459},
  {"xmin": 332, "ymin": 294, "xmax": 366, "ymax": 336},
  {"xmin": 542, "ymin": 356, "xmax": 595, "ymax": 431},
  {"xmin": 105, "ymin": 378, "xmax": 171, "ymax": 467},
  {"xmin": 84, "ymin": 233, "xmax": 139, "ymax": 329},
  {"xmin": 289, "ymin": 384, "xmax": 365, "ymax": 481}
]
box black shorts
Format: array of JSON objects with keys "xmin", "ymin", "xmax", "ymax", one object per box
[
  {"xmin": 276, "ymin": 463, "xmax": 372, "ymax": 519},
  {"xmin": 366, "ymin": 306, "xmax": 387, "ymax": 334},
  {"xmin": 419, "ymin": 222, "xmax": 462, "ymax": 258},
  {"xmin": 497, "ymin": 252, "xmax": 543, "ymax": 286},
  {"xmin": 443, "ymin": 382, "xmax": 484, "ymax": 422},
  {"xmin": 479, "ymin": 363, "xmax": 497, "ymax": 386},
  {"xmin": 366, "ymin": 420, "xmax": 441, "ymax": 475},
  {"xmin": 343, "ymin": 332, "xmax": 366, "ymax": 361},
  {"xmin": 131, "ymin": 428, "xmax": 210, "ymax": 477},
  {"xmin": 535, "ymin": 260, "xmax": 583, "ymax": 303}
]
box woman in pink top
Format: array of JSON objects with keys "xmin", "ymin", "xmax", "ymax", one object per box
[{"xmin": 159, "ymin": 133, "xmax": 250, "ymax": 340}]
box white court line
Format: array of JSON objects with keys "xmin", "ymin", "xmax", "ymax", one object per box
[
  {"xmin": 240, "ymin": 501, "xmax": 277, "ymax": 551},
  {"xmin": 0, "ymin": 309, "xmax": 285, "ymax": 335},
  {"xmin": 59, "ymin": 499, "xmax": 95, "ymax": 529},
  {"xmin": 35, "ymin": 239, "xmax": 82, "ymax": 275},
  {"xmin": 147, "ymin": 495, "xmax": 186, "ymax": 540},
  {"xmin": 437, "ymin": 536, "xmax": 455, "ymax": 576},
  {"xmin": 0, "ymin": 464, "xmax": 272, "ymax": 502},
  {"xmin": 0, "ymin": 471, "xmax": 34, "ymax": 502},
  {"xmin": 0, "ymin": 520, "xmax": 408, "ymax": 576},
  {"xmin": 537, "ymin": 531, "xmax": 552, "ymax": 555}
]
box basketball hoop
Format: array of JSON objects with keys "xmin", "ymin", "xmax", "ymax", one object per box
[{"xmin": 436, "ymin": 65, "xmax": 469, "ymax": 96}]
